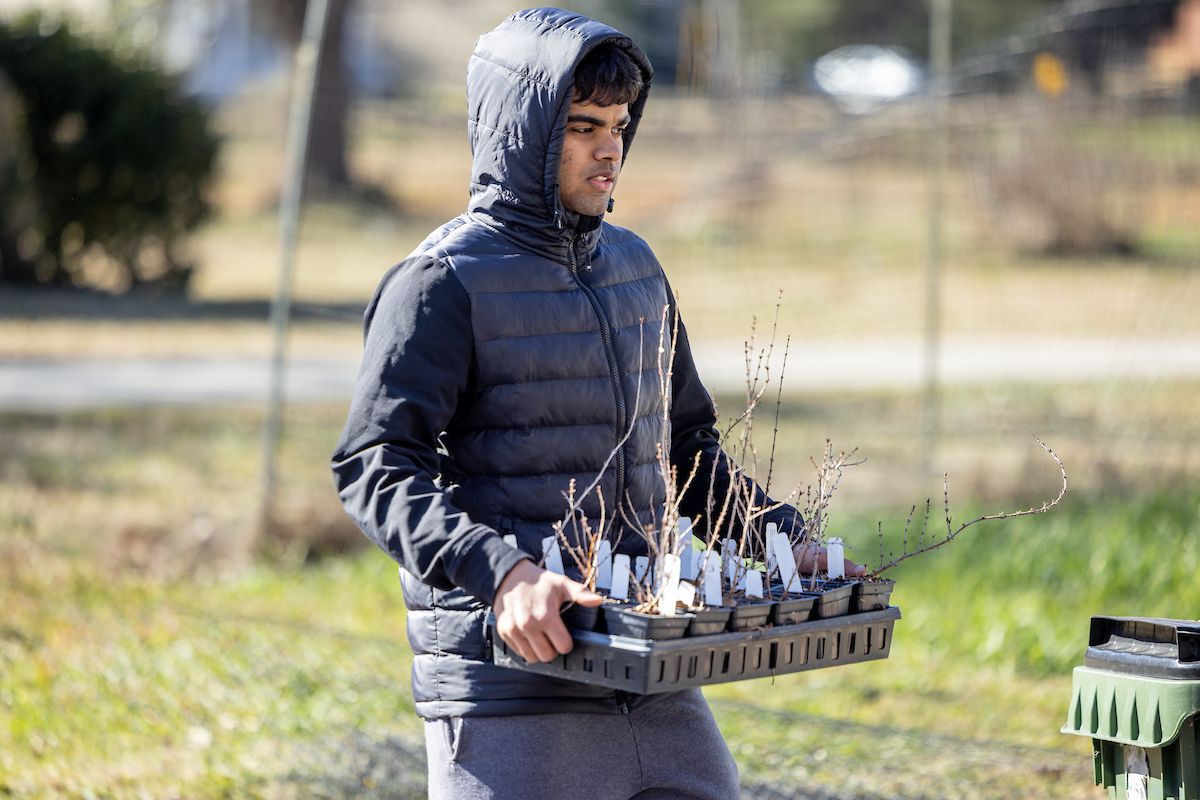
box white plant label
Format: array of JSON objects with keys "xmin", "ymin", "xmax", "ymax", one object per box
[
  {"xmin": 771, "ymin": 532, "xmax": 803, "ymax": 593},
  {"xmin": 765, "ymin": 523, "xmax": 779, "ymax": 579},
  {"xmin": 502, "ymin": 534, "xmax": 518, "ymax": 550},
  {"xmin": 701, "ymin": 549, "xmax": 723, "ymax": 607},
  {"xmin": 634, "ymin": 556, "xmax": 650, "ymax": 586},
  {"xmin": 610, "ymin": 554, "xmax": 631, "ymax": 601},
  {"xmin": 595, "ymin": 539, "xmax": 613, "ymax": 591},
  {"xmin": 676, "ymin": 517, "xmax": 696, "ymax": 580},
  {"xmin": 745, "ymin": 569, "xmax": 765, "ymax": 599},
  {"xmin": 722, "ymin": 537, "xmax": 739, "ymax": 587},
  {"xmin": 827, "ymin": 537, "xmax": 845, "ymax": 580},
  {"xmin": 695, "ymin": 547, "xmax": 713, "ymax": 583},
  {"xmin": 656, "ymin": 554, "xmax": 682, "ymax": 617},
  {"xmin": 541, "ymin": 535, "xmax": 565, "ymax": 576},
  {"xmin": 676, "ymin": 580, "xmax": 697, "ymax": 608}
]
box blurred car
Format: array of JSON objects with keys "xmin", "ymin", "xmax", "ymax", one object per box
[{"xmin": 812, "ymin": 44, "xmax": 924, "ymax": 114}]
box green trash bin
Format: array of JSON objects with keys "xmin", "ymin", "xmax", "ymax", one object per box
[{"xmin": 1062, "ymin": 616, "xmax": 1200, "ymax": 800}]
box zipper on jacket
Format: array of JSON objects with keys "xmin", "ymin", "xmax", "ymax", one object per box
[{"xmin": 568, "ymin": 235, "xmax": 627, "ymax": 511}]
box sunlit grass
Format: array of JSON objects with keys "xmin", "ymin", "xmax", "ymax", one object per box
[
  {"xmin": 2, "ymin": 388, "xmax": 1194, "ymax": 795},
  {"xmin": 10, "ymin": 470, "xmax": 1181, "ymax": 796}
]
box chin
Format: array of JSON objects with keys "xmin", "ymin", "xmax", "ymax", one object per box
[{"xmin": 564, "ymin": 194, "xmax": 610, "ymax": 218}]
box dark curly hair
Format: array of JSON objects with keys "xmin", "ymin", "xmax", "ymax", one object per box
[{"xmin": 573, "ymin": 41, "xmax": 643, "ymax": 106}]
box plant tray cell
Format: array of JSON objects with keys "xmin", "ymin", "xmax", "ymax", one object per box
[
  {"xmin": 561, "ymin": 603, "xmax": 602, "ymax": 632},
  {"xmin": 852, "ymin": 579, "xmax": 895, "ymax": 613},
  {"xmin": 687, "ymin": 606, "xmax": 733, "ymax": 636},
  {"xmin": 602, "ymin": 606, "xmax": 693, "ymax": 640},
  {"xmin": 489, "ymin": 607, "xmax": 901, "ymax": 695},
  {"xmin": 810, "ymin": 582, "xmax": 854, "ymax": 619},
  {"xmin": 729, "ymin": 601, "xmax": 774, "ymax": 631},
  {"xmin": 770, "ymin": 594, "xmax": 816, "ymax": 625}
]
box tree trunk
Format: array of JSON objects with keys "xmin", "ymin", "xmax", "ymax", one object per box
[
  {"xmin": 266, "ymin": 0, "xmax": 353, "ymax": 195},
  {"xmin": 0, "ymin": 74, "xmax": 39, "ymax": 285}
]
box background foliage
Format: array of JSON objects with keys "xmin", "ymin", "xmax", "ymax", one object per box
[{"xmin": 0, "ymin": 16, "xmax": 217, "ymax": 290}]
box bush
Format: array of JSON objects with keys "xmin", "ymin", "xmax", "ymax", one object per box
[
  {"xmin": 0, "ymin": 73, "xmax": 38, "ymax": 282},
  {"xmin": 0, "ymin": 16, "xmax": 219, "ymax": 291}
]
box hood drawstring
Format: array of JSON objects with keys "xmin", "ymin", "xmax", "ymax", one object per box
[{"xmin": 607, "ymin": 197, "xmax": 615, "ymax": 213}]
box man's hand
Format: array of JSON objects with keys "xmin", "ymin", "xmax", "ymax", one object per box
[
  {"xmin": 492, "ymin": 559, "xmax": 603, "ymax": 664},
  {"xmin": 792, "ymin": 542, "xmax": 867, "ymax": 578}
]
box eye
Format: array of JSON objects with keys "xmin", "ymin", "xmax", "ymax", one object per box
[{"xmin": 572, "ymin": 126, "xmax": 594, "ymax": 134}]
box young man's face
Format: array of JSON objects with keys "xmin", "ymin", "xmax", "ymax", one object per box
[{"xmin": 557, "ymin": 99, "xmax": 630, "ymax": 218}]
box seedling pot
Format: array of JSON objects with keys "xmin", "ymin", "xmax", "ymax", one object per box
[
  {"xmin": 602, "ymin": 605, "xmax": 693, "ymax": 640},
  {"xmin": 852, "ymin": 578, "xmax": 895, "ymax": 612},
  {"xmin": 770, "ymin": 593, "xmax": 816, "ymax": 625},
  {"xmin": 728, "ymin": 599, "xmax": 775, "ymax": 631},
  {"xmin": 808, "ymin": 580, "xmax": 854, "ymax": 619},
  {"xmin": 561, "ymin": 602, "xmax": 602, "ymax": 632},
  {"xmin": 687, "ymin": 606, "xmax": 733, "ymax": 636}
]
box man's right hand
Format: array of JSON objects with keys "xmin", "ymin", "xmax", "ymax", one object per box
[{"xmin": 492, "ymin": 559, "xmax": 603, "ymax": 664}]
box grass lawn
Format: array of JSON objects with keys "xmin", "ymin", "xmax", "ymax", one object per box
[
  {"xmin": 2, "ymin": 542, "xmax": 1112, "ymax": 799},
  {"xmin": 5, "ymin": 400, "xmax": 1198, "ymax": 797}
]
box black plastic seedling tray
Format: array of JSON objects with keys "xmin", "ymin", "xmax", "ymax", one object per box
[
  {"xmin": 728, "ymin": 600, "xmax": 774, "ymax": 631},
  {"xmin": 810, "ymin": 582, "xmax": 854, "ymax": 619},
  {"xmin": 489, "ymin": 607, "xmax": 900, "ymax": 695},
  {"xmin": 852, "ymin": 579, "xmax": 896, "ymax": 613},
  {"xmin": 602, "ymin": 606, "xmax": 693, "ymax": 639},
  {"xmin": 687, "ymin": 606, "xmax": 733, "ymax": 636},
  {"xmin": 769, "ymin": 594, "xmax": 817, "ymax": 625}
]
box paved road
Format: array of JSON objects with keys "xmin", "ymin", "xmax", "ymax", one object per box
[{"xmin": 3, "ymin": 337, "xmax": 1199, "ymax": 410}]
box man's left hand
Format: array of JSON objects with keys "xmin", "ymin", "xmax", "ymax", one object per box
[{"xmin": 792, "ymin": 542, "xmax": 867, "ymax": 578}]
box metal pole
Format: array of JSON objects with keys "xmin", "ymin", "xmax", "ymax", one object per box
[
  {"xmin": 257, "ymin": 0, "xmax": 331, "ymax": 544},
  {"xmin": 922, "ymin": 0, "xmax": 951, "ymax": 474}
]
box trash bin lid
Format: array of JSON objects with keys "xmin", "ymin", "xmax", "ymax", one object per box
[
  {"xmin": 1062, "ymin": 665, "xmax": 1200, "ymax": 747},
  {"xmin": 1084, "ymin": 616, "xmax": 1200, "ymax": 680}
]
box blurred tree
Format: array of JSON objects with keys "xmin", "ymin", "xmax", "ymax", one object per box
[
  {"xmin": 262, "ymin": 0, "xmax": 353, "ymax": 195},
  {"xmin": 0, "ymin": 17, "xmax": 218, "ymax": 291},
  {"xmin": 596, "ymin": 0, "xmax": 684, "ymax": 85},
  {"xmin": 0, "ymin": 74, "xmax": 39, "ymax": 284}
]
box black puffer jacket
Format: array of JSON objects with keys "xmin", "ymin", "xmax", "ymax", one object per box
[{"xmin": 332, "ymin": 7, "xmax": 801, "ymax": 719}]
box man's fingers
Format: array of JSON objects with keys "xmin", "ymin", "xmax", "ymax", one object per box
[
  {"xmin": 498, "ymin": 625, "xmax": 533, "ymax": 663},
  {"xmin": 544, "ymin": 616, "xmax": 574, "ymax": 656},
  {"xmin": 526, "ymin": 629, "xmax": 560, "ymax": 663},
  {"xmin": 564, "ymin": 580, "xmax": 604, "ymax": 607},
  {"xmin": 791, "ymin": 544, "xmax": 868, "ymax": 578},
  {"xmin": 500, "ymin": 609, "xmax": 572, "ymax": 662}
]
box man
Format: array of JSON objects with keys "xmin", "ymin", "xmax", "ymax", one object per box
[{"xmin": 333, "ymin": 8, "xmax": 862, "ymax": 799}]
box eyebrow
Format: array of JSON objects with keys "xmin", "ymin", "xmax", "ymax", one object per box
[{"xmin": 567, "ymin": 113, "xmax": 632, "ymax": 127}]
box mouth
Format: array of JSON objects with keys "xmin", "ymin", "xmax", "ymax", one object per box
[{"xmin": 587, "ymin": 173, "xmax": 615, "ymax": 192}]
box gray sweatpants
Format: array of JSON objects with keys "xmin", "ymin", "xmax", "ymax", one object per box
[{"xmin": 423, "ymin": 689, "xmax": 740, "ymax": 800}]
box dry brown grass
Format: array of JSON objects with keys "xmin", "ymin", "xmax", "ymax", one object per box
[{"xmin": 7, "ymin": 94, "xmax": 1200, "ymax": 361}]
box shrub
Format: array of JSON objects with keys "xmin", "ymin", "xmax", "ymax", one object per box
[
  {"xmin": 0, "ymin": 73, "xmax": 39, "ymax": 283},
  {"xmin": 0, "ymin": 16, "xmax": 219, "ymax": 291}
]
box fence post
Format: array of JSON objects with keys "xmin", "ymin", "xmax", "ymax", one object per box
[
  {"xmin": 923, "ymin": 0, "xmax": 952, "ymax": 474},
  {"xmin": 257, "ymin": 0, "xmax": 331, "ymax": 547}
]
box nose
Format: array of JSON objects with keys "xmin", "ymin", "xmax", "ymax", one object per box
[{"xmin": 596, "ymin": 132, "xmax": 622, "ymax": 162}]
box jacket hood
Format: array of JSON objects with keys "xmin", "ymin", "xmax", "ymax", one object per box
[{"xmin": 466, "ymin": 8, "xmax": 653, "ymax": 256}]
